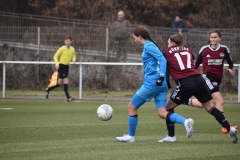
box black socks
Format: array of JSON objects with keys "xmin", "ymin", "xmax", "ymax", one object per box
[
  {"xmin": 208, "ymin": 107, "xmax": 230, "ymax": 132},
  {"xmin": 64, "ymin": 84, "xmax": 70, "ymax": 99},
  {"xmin": 166, "ymin": 109, "xmax": 175, "ymax": 137},
  {"xmin": 48, "ymin": 84, "xmax": 59, "ymax": 92}
]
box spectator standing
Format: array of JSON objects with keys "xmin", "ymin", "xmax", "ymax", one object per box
[
  {"xmin": 170, "ymin": 15, "xmax": 188, "ymax": 34},
  {"xmin": 112, "ymin": 11, "xmax": 131, "ymax": 61}
]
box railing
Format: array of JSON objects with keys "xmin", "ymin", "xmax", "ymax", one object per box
[
  {"xmin": 1, "ymin": 11, "xmax": 240, "ymax": 62},
  {"xmin": 1, "ymin": 26, "xmax": 240, "ymax": 63},
  {"xmin": 1, "ymin": 61, "xmax": 240, "ymax": 103}
]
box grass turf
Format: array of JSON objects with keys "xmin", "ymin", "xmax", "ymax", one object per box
[
  {"xmin": 0, "ymin": 99, "xmax": 239, "ymax": 160},
  {"xmin": 3, "ymin": 88, "xmax": 238, "ymax": 100}
]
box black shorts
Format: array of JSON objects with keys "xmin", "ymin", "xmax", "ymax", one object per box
[
  {"xmin": 202, "ymin": 74, "xmax": 222, "ymax": 94},
  {"xmin": 58, "ymin": 64, "xmax": 69, "ymax": 79},
  {"xmin": 170, "ymin": 75, "xmax": 212, "ymax": 105}
]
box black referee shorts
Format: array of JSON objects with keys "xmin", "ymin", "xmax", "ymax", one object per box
[
  {"xmin": 58, "ymin": 64, "xmax": 69, "ymax": 79},
  {"xmin": 170, "ymin": 75, "xmax": 212, "ymax": 105},
  {"xmin": 202, "ymin": 74, "xmax": 222, "ymax": 94}
]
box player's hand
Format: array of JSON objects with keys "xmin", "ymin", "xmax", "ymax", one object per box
[
  {"xmin": 55, "ymin": 66, "xmax": 59, "ymax": 71},
  {"xmin": 227, "ymin": 68, "xmax": 233, "ymax": 74},
  {"xmin": 156, "ymin": 77, "xmax": 164, "ymax": 86},
  {"xmin": 166, "ymin": 80, "xmax": 171, "ymax": 90}
]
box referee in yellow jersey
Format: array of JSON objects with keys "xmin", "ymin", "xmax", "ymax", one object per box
[{"xmin": 45, "ymin": 35, "xmax": 76, "ymax": 101}]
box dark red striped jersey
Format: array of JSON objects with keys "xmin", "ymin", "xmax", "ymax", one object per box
[
  {"xmin": 165, "ymin": 46, "xmax": 200, "ymax": 84},
  {"xmin": 195, "ymin": 44, "xmax": 234, "ymax": 78}
]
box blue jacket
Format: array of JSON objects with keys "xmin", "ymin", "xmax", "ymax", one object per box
[
  {"xmin": 142, "ymin": 40, "xmax": 167, "ymax": 87},
  {"xmin": 170, "ymin": 19, "xmax": 188, "ymax": 33}
]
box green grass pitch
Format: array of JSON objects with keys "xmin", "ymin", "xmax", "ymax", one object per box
[{"xmin": 0, "ymin": 99, "xmax": 239, "ymax": 160}]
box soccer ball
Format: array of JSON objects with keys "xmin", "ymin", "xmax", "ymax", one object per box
[{"xmin": 97, "ymin": 104, "xmax": 114, "ymax": 121}]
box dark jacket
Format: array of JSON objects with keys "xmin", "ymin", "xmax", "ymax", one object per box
[
  {"xmin": 112, "ymin": 18, "xmax": 131, "ymax": 39},
  {"xmin": 170, "ymin": 19, "xmax": 188, "ymax": 34}
]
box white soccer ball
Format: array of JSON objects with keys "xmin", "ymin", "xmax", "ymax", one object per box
[{"xmin": 97, "ymin": 104, "xmax": 114, "ymax": 121}]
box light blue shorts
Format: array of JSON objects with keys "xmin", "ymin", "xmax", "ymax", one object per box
[{"xmin": 131, "ymin": 84, "xmax": 168, "ymax": 109}]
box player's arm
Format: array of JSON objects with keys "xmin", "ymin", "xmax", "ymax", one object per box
[
  {"xmin": 191, "ymin": 52, "xmax": 195, "ymax": 60},
  {"xmin": 53, "ymin": 48, "xmax": 62, "ymax": 70},
  {"xmin": 225, "ymin": 53, "xmax": 233, "ymax": 70},
  {"xmin": 147, "ymin": 46, "xmax": 167, "ymax": 86},
  {"xmin": 225, "ymin": 51, "xmax": 234, "ymax": 74},
  {"xmin": 195, "ymin": 52, "xmax": 203, "ymax": 68},
  {"xmin": 72, "ymin": 48, "xmax": 76, "ymax": 64},
  {"xmin": 165, "ymin": 67, "xmax": 171, "ymax": 90},
  {"xmin": 187, "ymin": 47, "xmax": 195, "ymax": 60},
  {"xmin": 147, "ymin": 45, "xmax": 167, "ymax": 77}
]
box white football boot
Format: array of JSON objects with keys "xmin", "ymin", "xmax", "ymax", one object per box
[
  {"xmin": 229, "ymin": 126, "xmax": 238, "ymax": 143},
  {"xmin": 184, "ymin": 118, "xmax": 194, "ymax": 138},
  {"xmin": 116, "ymin": 134, "xmax": 135, "ymax": 142},
  {"xmin": 158, "ymin": 135, "xmax": 176, "ymax": 143}
]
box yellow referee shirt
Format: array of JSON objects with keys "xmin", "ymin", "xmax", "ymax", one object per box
[{"xmin": 54, "ymin": 46, "xmax": 76, "ymax": 66}]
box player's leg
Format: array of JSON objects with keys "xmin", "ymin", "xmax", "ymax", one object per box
[
  {"xmin": 183, "ymin": 98, "xmax": 203, "ymax": 108},
  {"xmin": 154, "ymin": 89, "xmax": 177, "ymax": 142},
  {"xmin": 196, "ymin": 76, "xmax": 238, "ymax": 143},
  {"xmin": 191, "ymin": 99, "xmax": 203, "ymax": 108},
  {"xmin": 58, "ymin": 78, "xmax": 63, "ymax": 85},
  {"xmin": 45, "ymin": 86, "xmax": 54, "ymax": 99},
  {"xmin": 160, "ymin": 85, "xmax": 182, "ymax": 142},
  {"xmin": 45, "ymin": 71, "xmax": 60, "ymax": 99},
  {"xmin": 116, "ymin": 94, "xmax": 145, "ymax": 142},
  {"xmin": 206, "ymin": 75, "xmax": 238, "ymax": 133},
  {"xmin": 210, "ymin": 92, "xmax": 238, "ymax": 133},
  {"xmin": 211, "ymin": 91, "xmax": 224, "ymax": 113},
  {"xmin": 158, "ymin": 81, "xmax": 195, "ymax": 142},
  {"xmin": 202, "ymin": 101, "xmax": 238, "ymax": 143},
  {"xmin": 157, "ymin": 99, "xmax": 194, "ymax": 141},
  {"xmin": 202, "ymin": 100, "xmax": 230, "ymax": 129},
  {"xmin": 60, "ymin": 64, "xmax": 73, "ymax": 101},
  {"xmin": 203, "ymin": 75, "xmax": 226, "ymax": 116},
  {"xmin": 46, "ymin": 84, "xmax": 59, "ymax": 93},
  {"xmin": 165, "ymin": 99, "xmax": 201, "ymax": 140},
  {"xmin": 182, "ymin": 98, "xmax": 203, "ymax": 108},
  {"xmin": 63, "ymin": 77, "xmax": 71, "ymax": 101},
  {"xmin": 117, "ymin": 85, "xmax": 162, "ymax": 142},
  {"xmin": 45, "ymin": 85, "xmax": 59, "ymax": 99},
  {"xmin": 158, "ymin": 99, "xmax": 176, "ymax": 142}
]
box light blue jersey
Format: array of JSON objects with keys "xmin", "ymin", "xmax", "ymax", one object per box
[
  {"xmin": 142, "ymin": 40, "xmax": 167, "ymax": 87},
  {"xmin": 131, "ymin": 40, "xmax": 168, "ymax": 108},
  {"xmin": 127, "ymin": 40, "xmax": 187, "ymax": 138}
]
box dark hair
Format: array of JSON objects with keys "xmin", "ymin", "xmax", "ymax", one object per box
[
  {"xmin": 65, "ymin": 35, "xmax": 72, "ymax": 41},
  {"xmin": 133, "ymin": 26, "xmax": 151, "ymax": 40},
  {"xmin": 169, "ymin": 34, "xmax": 184, "ymax": 53},
  {"xmin": 169, "ymin": 34, "xmax": 184, "ymax": 46},
  {"xmin": 133, "ymin": 25, "xmax": 161, "ymax": 50},
  {"xmin": 206, "ymin": 30, "xmax": 221, "ymax": 44}
]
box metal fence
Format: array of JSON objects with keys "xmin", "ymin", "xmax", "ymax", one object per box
[
  {"xmin": 1, "ymin": 26, "xmax": 240, "ymax": 63},
  {"xmin": 0, "ymin": 12, "xmax": 240, "ymax": 94},
  {"xmin": 1, "ymin": 12, "xmax": 240, "ymax": 63}
]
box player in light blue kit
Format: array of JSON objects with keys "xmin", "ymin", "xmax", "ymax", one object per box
[{"xmin": 116, "ymin": 26, "xmax": 194, "ymax": 142}]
